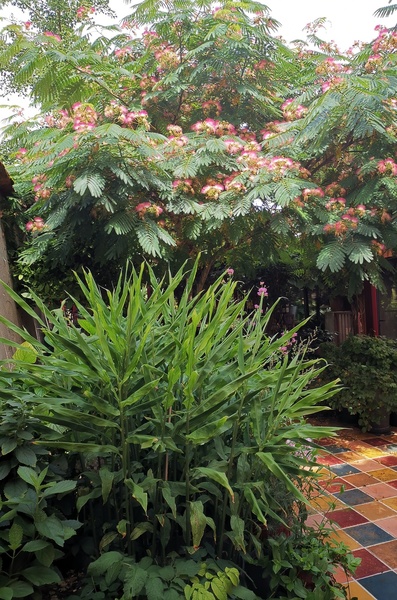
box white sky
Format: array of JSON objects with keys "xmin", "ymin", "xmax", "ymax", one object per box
[{"xmin": 0, "ymin": 0, "xmax": 395, "ymax": 123}]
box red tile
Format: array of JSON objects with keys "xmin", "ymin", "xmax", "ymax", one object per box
[
  {"xmin": 376, "ymin": 455, "xmax": 397, "ymax": 467},
  {"xmin": 365, "ymin": 437, "xmax": 392, "ymax": 447},
  {"xmin": 316, "ymin": 454, "xmax": 344, "ymax": 466},
  {"xmin": 327, "ymin": 508, "xmax": 368, "ymax": 528},
  {"xmin": 352, "ymin": 548, "xmax": 390, "ymax": 578}
]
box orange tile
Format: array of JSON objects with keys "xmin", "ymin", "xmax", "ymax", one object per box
[
  {"xmin": 370, "ymin": 540, "xmax": 397, "ymax": 569},
  {"xmin": 305, "ymin": 513, "xmax": 324, "ymax": 528},
  {"xmin": 376, "ymin": 516, "xmax": 397, "ymax": 536},
  {"xmin": 336, "ymin": 451, "xmax": 364, "ymax": 462},
  {"xmin": 332, "ymin": 564, "xmax": 353, "ymax": 584},
  {"xmin": 354, "ymin": 501, "xmax": 396, "ymax": 521},
  {"xmin": 345, "ymin": 580, "xmax": 376, "ymax": 599},
  {"xmin": 351, "ymin": 458, "xmax": 384, "ymax": 472},
  {"xmin": 342, "ymin": 473, "xmax": 379, "ymax": 487},
  {"xmin": 369, "ymin": 468, "xmax": 397, "ymax": 482}
]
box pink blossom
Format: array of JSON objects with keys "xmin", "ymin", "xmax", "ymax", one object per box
[
  {"xmin": 257, "ymin": 286, "xmax": 268, "ymax": 297},
  {"xmin": 226, "ymin": 268, "xmax": 234, "ymax": 275}
]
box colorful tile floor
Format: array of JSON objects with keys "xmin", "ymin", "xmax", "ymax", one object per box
[{"xmin": 310, "ymin": 426, "xmax": 397, "ymax": 599}]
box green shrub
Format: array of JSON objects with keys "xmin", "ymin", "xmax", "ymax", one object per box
[
  {"xmin": 321, "ymin": 335, "xmax": 397, "ymax": 431},
  {"xmin": 0, "ymin": 262, "xmax": 345, "ymax": 598}
]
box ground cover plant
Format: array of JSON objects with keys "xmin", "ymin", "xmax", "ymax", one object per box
[{"xmin": 0, "ymin": 263, "xmax": 359, "ymax": 599}]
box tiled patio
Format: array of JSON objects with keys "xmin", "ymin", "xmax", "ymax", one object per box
[{"xmin": 310, "ymin": 426, "xmax": 397, "ymax": 600}]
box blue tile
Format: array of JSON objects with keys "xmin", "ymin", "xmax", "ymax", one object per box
[
  {"xmin": 344, "ymin": 523, "xmax": 393, "ymax": 547},
  {"xmin": 333, "ymin": 488, "xmax": 373, "ymax": 506},
  {"xmin": 360, "ymin": 571, "xmax": 397, "ymax": 599},
  {"xmin": 329, "ymin": 463, "xmax": 360, "ymax": 476},
  {"xmin": 322, "ymin": 444, "xmax": 350, "ymax": 454}
]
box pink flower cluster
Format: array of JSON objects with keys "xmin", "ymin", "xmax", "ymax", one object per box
[
  {"xmin": 372, "ymin": 240, "xmax": 387, "ymax": 256},
  {"xmin": 201, "ymin": 183, "xmax": 224, "ymax": 199},
  {"xmin": 104, "ymin": 103, "xmax": 149, "ymax": 129},
  {"xmin": 76, "ymin": 5, "xmax": 95, "ymax": 20},
  {"xmin": 191, "ymin": 119, "xmax": 236, "ymax": 136},
  {"xmin": 172, "ymin": 179, "xmax": 195, "ymax": 194},
  {"xmin": 135, "ymin": 202, "xmax": 163, "ymax": 217},
  {"xmin": 43, "ymin": 31, "xmax": 61, "ymax": 42},
  {"xmin": 72, "ymin": 102, "xmax": 97, "ymax": 132},
  {"xmin": 26, "ymin": 216, "xmax": 46, "ymax": 233},
  {"xmin": 372, "ymin": 26, "xmax": 397, "ymax": 53},
  {"xmin": 32, "ymin": 174, "xmax": 50, "ymax": 201},
  {"xmin": 377, "ymin": 158, "xmax": 397, "ymax": 176},
  {"xmin": 281, "ymin": 99, "xmax": 307, "ymax": 121}
]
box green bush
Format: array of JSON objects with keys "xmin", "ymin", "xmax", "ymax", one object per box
[
  {"xmin": 0, "ymin": 262, "xmax": 351, "ymax": 598},
  {"xmin": 321, "ymin": 335, "xmax": 397, "ymax": 431}
]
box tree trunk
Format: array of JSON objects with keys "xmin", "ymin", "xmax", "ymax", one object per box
[{"xmin": 0, "ymin": 218, "xmax": 23, "ymax": 359}]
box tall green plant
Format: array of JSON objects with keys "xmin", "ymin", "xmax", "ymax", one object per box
[{"xmin": 0, "ymin": 262, "xmax": 339, "ymax": 597}]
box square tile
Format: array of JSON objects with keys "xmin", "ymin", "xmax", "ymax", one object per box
[
  {"xmin": 376, "ymin": 455, "xmax": 397, "ymax": 467},
  {"xmin": 360, "ymin": 571, "xmax": 397, "ymax": 600},
  {"xmin": 365, "ymin": 437, "xmax": 392, "ymax": 447},
  {"xmin": 370, "ymin": 540, "xmax": 397, "ymax": 569},
  {"xmin": 345, "ymin": 523, "xmax": 393, "ymax": 547},
  {"xmin": 375, "ymin": 516, "xmax": 397, "ymax": 536},
  {"xmin": 380, "ymin": 497, "xmax": 397, "ymax": 511},
  {"xmin": 345, "ymin": 580, "xmax": 377, "ymax": 600},
  {"xmin": 342, "ymin": 473, "xmax": 379, "ymax": 487},
  {"xmin": 335, "ymin": 451, "xmax": 363, "ymax": 462},
  {"xmin": 384, "ymin": 444, "xmax": 397, "ymax": 453},
  {"xmin": 322, "ymin": 444, "xmax": 351, "ymax": 453},
  {"xmin": 352, "ymin": 548, "xmax": 390, "ymax": 578},
  {"xmin": 333, "ymin": 488, "xmax": 374, "ymax": 506},
  {"xmin": 329, "ymin": 528, "xmax": 361, "ymax": 550},
  {"xmin": 359, "ymin": 447, "xmax": 389, "ymax": 459},
  {"xmin": 329, "ymin": 463, "xmax": 360, "ymax": 476},
  {"xmin": 327, "ymin": 508, "xmax": 368, "ymax": 528},
  {"xmin": 319, "ymin": 478, "xmax": 354, "ymax": 494},
  {"xmin": 387, "ymin": 479, "xmax": 397, "ymax": 488},
  {"xmin": 365, "ymin": 482, "xmax": 397, "ymax": 500},
  {"xmin": 316, "ymin": 454, "xmax": 344, "ymax": 466},
  {"xmin": 350, "ymin": 458, "xmax": 383, "ymax": 472},
  {"xmin": 310, "ymin": 494, "xmax": 344, "ymax": 512},
  {"xmin": 368, "ymin": 468, "xmax": 397, "ymax": 482},
  {"xmin": 354, "ymin": 501, "xmax": 396, "ymax": 521},
  {"xmin": 332, "ymin": 564, "xmax": 352, "ymax": 584}
]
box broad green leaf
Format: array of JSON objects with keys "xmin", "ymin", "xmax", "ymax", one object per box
[
  {"xmin": 8, "ymin": 580, "xmax": 34, "ymax": 598},
  {"xmin": 229, "ymin": 516, "xmax": 246, "ymax": 553},
  {"xmin": 13, "ymin": 342, "xmax": 37, "ymax": 363},
  {"xmin": 87, "ymin": 551, "xmax": 124, "ymax": 577},
  {"xmin": 14, "ymin": 446, "xmax": 37, "ymax": 467},
  {"xmin": 1, "ymin": 438, "xmax": 17, "ymax": 456},
  {"xmin": 130, "ymin": 522, "xmax": 153, "ymax": 540},
  {"xmin": 194, "ymin": 468, "xmax": 234, "ymax": 502},
  {"xmin": 36, "ymin": 543, "xmax": 55, "ymax": 567},
  {"xmin": 0, "ymin": 588, "xmax": 12, "ymax": 600},
  {"xmin": 125, "ymin": 480, "xmax": 148, "ymax": 514},
  {"xmin": 9, "ymin": 523, "xmax": 23, "ymax": 551},
  {"xmin": 22, "ymin": 566, "xmax": 61, "ymax": 586},
  {"xmin": 22, "ymin": 540, "xmax": 50, "ymax": 552},
  {"xmin": 190, "ymin": 501, "xmax": 207, "ymax": 549},
  {"xmin": 123, "ymin": 563, "xmax": 148, "ymax": 597},
  {"xmin": 99, "ymin": 468, "xmax": 114, "ymax": 504},
  {"xmin": 211, "ymin": 577, "xmax": 228, "ymax": 600},
  {"xmin": 17, "ymin": 466, "xmax": 39, "ymax": 489},
  {"xmin": 34, "ymin": 515, "xmax": 68, "ymax": 546},
  {"xmin": 145, "ymin": 576, "xmax": 164, "ymax": 600},
  {"xmin": 42, "ymin": 480, "xmax": 76, "ymax": 498}
]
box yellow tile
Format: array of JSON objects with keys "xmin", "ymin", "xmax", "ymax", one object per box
[
  {"xmin": 329, "ymin": 528, "xmax": 361, "ymax": 550},
  {"xmin": 345, "ymin": 580, "xmax": 376, "ymax": 599}
]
